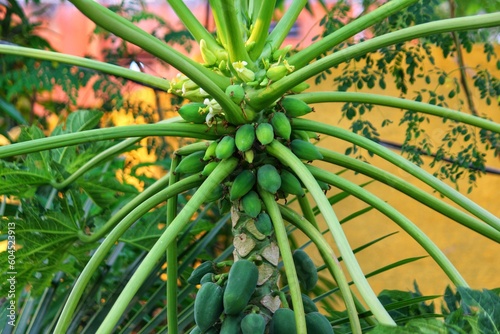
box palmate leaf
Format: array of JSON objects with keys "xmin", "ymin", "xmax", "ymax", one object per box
[
  {"xmin": 120, "ymin": 205, "xmax": 168, "ymax": 250},
  {"xmin": 0, "ymin": 203, "xmax": 89, "ymax": 297},
  {"xmin": 458, "ymin": 287, "xmax": 500, "ymax": 333},
  {"xmin": 0, "ymin": 165, "xmax": 51, "ymax": 197}
]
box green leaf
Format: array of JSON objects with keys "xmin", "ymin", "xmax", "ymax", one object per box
[
  {"xmin": 78, "ymin": 178, "xmax": 137, "ymax": 208},
  {"xmin": 458, "ymin": 287, "xmax": 500, "ymax": 333},
  {"xmin": 369, "ymin": 318, "xmax": 448, "ymax": 333},
  {"xmin": 0, "ymin": 166, "xmax": 51, "ymax": 197}
]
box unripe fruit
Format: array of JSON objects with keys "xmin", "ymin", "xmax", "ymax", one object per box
[
  {"xmin": 235, "ymin": 124, "xmax": 256, "ymax": 152},
  {"xmin": 256, "ymin": 122, "xmax": 275, "ymax": 145},
  {"xmin": 290, "ymin": 139, "xmax": 323, "ymax": 161},
  {"xmin": 241, "ymin": 313, "xmax": 266, "ymax": 334},
  {"xmin": 293, "ymin": 249, "xmax": 318, "ymax": 291},
  {"xmin": 290, "ymin": 82, "xmax": 310, "ymax": 93},
  {"xmin": 223, "ymin": 260, "xmax": 259, "ymax": 315},
  {"xmin": 266, "ymin": 65, "xmax": 288, "ymax": 81},
  {"xmin": 306, "ymin": 312, "xmax": 334, "ymax": 334},
  {"xmin": 194, "ymin": 282, "xmax": 224, "ymax": 332},
  {"xmin": 175, "ymin": 151, "xmax": 206, "ymax": 175},
  {"xmin": 225, "ymin": 84, "xmax": 246, "ymax": 104},
  {"xmin": 203, "ymin": 141, "xmax": 218, "ymax": 161},
  {"xmin": 188, "ymin": 261, "xmax": 216, "ymax": 285},
  {"xmin": 201, "ymin": 161, "xmax": 219, "ymax": 177},
  {"xmin": 257, "ymin": 164, "xmax": 281, "ymax": 194},
  {"xmin": 177, "ymin": 102, "xmax": 208, "ymax": 124},
  {"xmin": 230, "ymin": 170, "xmax": 256, "ymax": 201},
  {"xmin": 280, "ymin": 170, "xmax": 305, "ymax": 196},
  {"xmin": 216, "ymin": 136, "xmax": 236, "ymax": 159},
  {"xmin": 281, "ymin": 97, "xmax": 313, "ymax": 118},
  {"xmin": 241, "ymin": 191, "xmax": 262, "ymax": 218},
  {"xmin": 204, "ymin": 184, "xmax": 224, "ymax": 203},
  {"xmin": 255, "ymin": 212, "xmax": 273, "ymax": 236},
  {"xmin": 271, "ymin": 112, "xmax": 291, "ymax": 141},
  {"xmin": 270, "ymin": 308, "xmax": 297, "ymax": 334}
]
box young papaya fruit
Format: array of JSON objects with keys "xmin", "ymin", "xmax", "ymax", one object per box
[
  {"xmin": 269, "ymin": 308, "xmax": 297, "ymax": 334},
  {"xmin": 223, "ymin": 260, "xmax": 259, "ymax": 315},
  {"xmin": 241, "ymin": 191, "xmax": 262, "ymax": 218},
  {"xmin": 194, "ymin": 282, "xmax": 224, "ymax": 332},
  {"xmin": 220, "ymin": 314, "xmax": 244, "ymax": 334},
  {"xmin": 188, "ymin": 261, "xmax": 216, "ymax": 285},
  {"xmin": 230, "ymin": 170, "xmax": 256, "ymax": 201},
  {"xmin": 281, "ymin": 97, "xmax": 313, "ymax": 118},
  {"xmin": 271, "ymin": 112, "xmax": 291, "ymax": 140},
  {"xmin": 255, "ymin": 212, "xmax": 273, "ymax": 236},
  {"xmin": 203, "ymin": 141, "xmax": 218, "ymax": 161},
  {"xmin": 201, "ymin": 161, "xmax": 219, "ymax": 177},
  {"xmin": 216, "ymin": 136, "xmax": 236, "ymax": 160},
  {"xmin": 240, "ymin": 313, "xmax": 266, "ymax": 334},
  {"xmin": 225, "ymin": 84, "xmax": 246, "ymax": 104},
  {"xmin": 293, "ymin": 249, "xmax": 318, "ymax": 291},
  {"xmin": 290, "ymin": 139, "xmax": 323, "ymax": 161},
  {"xmin": 266, "ymin": 65, "xmax": 288, "ymax": 81},
  {"xmin": 175, "ymin": 151, "xmax": 206, "ymax": 175},
  {"xmin": 305, "ymin": 312, "xmax": 334, "ymax": 334},
  {"xmin": 279, "ymin": 169, "xmax": 305, "ymax": 196},
  {"xmin": 257, "ymin": 164, "xmax": 281, "ymax": 194},
  {"xmin": 255, "ymin": 122, "xmax": 275, "ymax": 145},
  {"xmin": 200, "ymin": 272, "xmax": 215, "ymax": 285},
  {"xmin": 287, "ymin": 293, "xmax": 319, "ymax": 314},
  {"xmin": 177, "ymin": 102, "xmax": 208, "ymax": 124},
  {"xmin": 204, "ymin": 184, "xmax": 224, "ymax": 203},
  {"xmin": 235, "ymin": 124, "xmax": 256, "ymax": 152}
]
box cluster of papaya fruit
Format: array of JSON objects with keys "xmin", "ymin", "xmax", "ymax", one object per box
[
  {"xmin": 187, "ymin": 251, "xmax": 333, "ymax": 334},
  {"xmin": 175, "ymin": 95, "xmax": 330, "ymax": 210}
]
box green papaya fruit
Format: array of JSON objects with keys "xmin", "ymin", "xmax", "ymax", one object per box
[
  {"xmin": 175, "ymin": 151, "xmax": 206, "ymax": 175},
  {"xmin": 230, "ymin": 170, "xmax": 256, "ymax": 201},
  {"xmin": 216, "ymin": 136, "xmax": 236, "ymax": 160},
  {"xmin": 279, "ymin": 169, "xmax": 305, "ymax": 196},
  {"xmin": 290, "ymin": 139, "xmax": 323, "ymax": 161},
  {"xmin": 194, "ymin": 282, "xmax": 224, "ymax": 332},
  {"xmin": 281, "ymin": 97, "xmax": 313, "ymax": 118},
  {"xmin": 256, "ymin": 122, "xmax": 275, "ymax": 145},
  {"xmin": 271, "ymin": 112, "xmax": 291, "ymax": 140},
  {"xmin": 178, "ymin": 102, "xmax": 208, "ymax": 124},
  {"xmin": 235, "ymin": 124, "xmax": 256, "ymax": 152},
  {"xmin": 223, "ymin": 260, "xmax": 259, "ymax": 315},
  {"xmin": 305, "ymin": 312, "xmax": 334, "ymax": 334},
  {"xmin": 293, "ymin": 249, "xmax": 318, "ymax": 291},
  {"xmin": 240, "ymin": 313, "xmax": 266, "ymax": 334},
  {"xmin": 241, "ymin": 191, "xmax": 262, "ymax": 218},
  {"xmin": 188, "ymin": 261, "xmax": 216, "ymax": 285},
  {"xmin": 257, "ymin": 164, "xmax": 281, "ymax": 194},
  {"xmin": 269, "ymin": 308, "xmax": 297, "ymax": 334},
  {"xmin": 255, "ymin": 212, "xmax": 273, "ymax": 236}
]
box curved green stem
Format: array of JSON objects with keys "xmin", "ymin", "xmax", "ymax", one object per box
[
  {"xmin": 293, "ymin": 118, "xmax": 500, "ymax": 231},
  {"xmin": 254, "ymin": 12, "xmax": 500, "ymax": 107},
  {"xmin": 267, "ymin": 0, "xmax": 308, "ymax": 50},
  {"xmin": 296, "ymin": 195, "xmax": 318, "ymax": 229},
  {"xmin": 54, "ymin": 174, "xmax": 204, "ymax": 334},
  {"xmin": 53, "ymin": 137, "xmax": 140, "ymax": 189},
  {"xmin": 294, "ymin": 91, "xmax": 500, "ymax": 134},
  {"xmin": 167, "ymin": 156, "xmax": 180, "ymax": 334},
  {"xmin": 208, "ymin": 0, "xmax": 228, "ymax": 48},
  {"xmin": 220, "ymin": 0, "xmax": 254, "ymax": 67},
  {"xmin": 306, "ymin": 164, "xmax": 468, "ymax": 287},
  {"xmin": 317, "ymin": 147, "xmax": 500, "ymax": 243},
  {"xmin": 0, "ymin": 122, "xmax": 232, "ymax": 159},
  {"xmin": 279, "ymin": 205, "xmax": 362, "ymax": 334},
  {"xmin": 266, "ymin": 139, "xmax": 396, "ymax": 326},
  {"xmin": 69, "ymin": 0, "xmax": 246, "ymax": 124},
  {"xmin": 167, "ymin": 0, "xmax": 223, "ymax": 53},
  {"xmin": 95, "ymin": 158, "xmax": 238, "ymax": 334},
  {"xmin": 78, "ymin": 172, "xmax": 172, "ymax": 243},
  {"xmin": 258, "ymin": 187, "xmax": 307, "ymax": 333},
  {"xmin": 247, "ymin": 0, "xmax": 276, "ymax": 60},
  {"xmin": 0, "ymin": 45, "xmax": 170, "ymax": 91},
  {"xmin": 288, "ymin": 0, "xmax": 418, "ymax": 69}
]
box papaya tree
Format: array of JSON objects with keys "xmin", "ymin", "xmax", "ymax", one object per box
[{"xmin": 0, "ymin": 0, "xmax": 499, "ymax": 333}]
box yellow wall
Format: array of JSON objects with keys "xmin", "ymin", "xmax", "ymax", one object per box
[{"xmin": 301, "ymin": 44, "xmax": 500, "ymax": 299}]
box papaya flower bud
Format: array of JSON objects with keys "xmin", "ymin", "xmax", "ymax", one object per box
[
  {"xmin": 232, "ymin": 61, "xmax": 255, "ymax": 82},
  {"xmin": 200, "ymin": 39, "xmax": 217, "ymax": 66}
]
